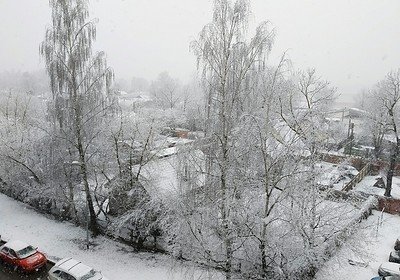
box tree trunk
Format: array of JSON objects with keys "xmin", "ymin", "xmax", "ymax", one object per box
[
  {"xmin": 78, "ymin": 137, "xmax": 99, "ymax": 236},
  {"xmin": 73, "ymin": 74, "xmax": 99, "ymax": 236},
  {"xmin": 386, "ymin": 108, "xmax": 399, "ymax": 197},
  {"xmin": 385, "ymin": 143, "xmax": 398, "ymax": 197},
  {"xmin": 260, "ymin": 240, "xmax": 268, "ymax": 278}
]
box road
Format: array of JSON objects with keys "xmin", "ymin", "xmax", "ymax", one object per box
[{"xmin": 0, "ymin": 263, "xmax": 51, "ymax": 279}]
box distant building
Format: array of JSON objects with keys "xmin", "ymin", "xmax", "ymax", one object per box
[{"xmin": 348, "ymin": 107, "xmax": 367, "ymax": 118}]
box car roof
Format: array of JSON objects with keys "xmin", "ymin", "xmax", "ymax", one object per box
[
  {"xmin": 55, "ymin": 258, "xmax": 93, "ymax": 277},
  {"xmin": 3, "ymin": 240, "xmax": 29, "ymax": 251},
  {"xmin": 381, "ymin": 262, "xmax": 400, "ymax": 272}
]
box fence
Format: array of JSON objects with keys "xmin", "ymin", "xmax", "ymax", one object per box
[
  {"xmin": 319, "ymin": 152, "xmax": 366, "ymax": 170},
  {"xmin": 341, "ymin": 162, "xmax": 371, "ymax": 192},
  {"xmin": 377, "ymin": 196, "xmax": 400, "ymax": 215}
]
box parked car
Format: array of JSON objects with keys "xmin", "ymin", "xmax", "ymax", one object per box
[
  {"xmin": 395, "ymin": 237, "xmax": 400, "ymax": 251},
  {"xmin": 372, "ymin": 276, "xmax": 400, "ymax": 280},
  {"xmin": 0, "ymin": 240, "xmax": 47, "ymax": 272},
  {"xmin": 48, "ymin": 257, "xmax": 109, "ymax": 280},
  {"xmin": 390, "ymin": 251, "xmax": 400, "ymax": 264},
  {"xmin": 379, "ymin": 262, "xmax": 400, "ymax": 277}
]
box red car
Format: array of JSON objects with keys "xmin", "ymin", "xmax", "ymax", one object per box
[{"xmin": 0, "ymin": 240, "xmax": 47, "ymax": 272}]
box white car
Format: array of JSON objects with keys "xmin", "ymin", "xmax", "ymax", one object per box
[
  {"xmin": 379, "ymin": 262, "xmax": 400, "ymax": 277},
  {"xmin": 48, "ymin": 258, "xmax": 109, "ymax": 280}
]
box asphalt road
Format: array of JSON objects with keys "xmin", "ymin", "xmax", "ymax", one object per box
[{"xmin": 0, "ymin": 262, "xmax": 51, "ymax": 279}]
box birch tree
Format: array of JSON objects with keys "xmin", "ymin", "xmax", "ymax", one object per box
[
  {"xmin": 191, "ymin": 0, "xmax": 274, "ymax": 278},
  {"xmin": 40, "ymin": 0, "xmax": 114, "ymax": 235}
]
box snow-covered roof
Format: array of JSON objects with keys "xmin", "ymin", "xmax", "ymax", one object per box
[
  {"xmin": 325, "ymin": 117, "xmax": 341, "ymax": 122},
  {"xmin": 118, "ymin": 91, "xmax": 153, "ymax": 102},
  {"xmin": 4, "ymin": 240, "xmax": 29, "ymax": 251},
  {"xmin": 348, "ymin": 107, "xmax": 368, "ymax": 117},
  {"xmin": 136, "ymin": 149, "xmax": 205, "ymax": 197},
  {"xmin": 349, "ymin": 107, "xmax": 366, "ymax": 113},
  {"xmin": 151, "ymin": 147, "xmax": 177, "ymax": 158}
]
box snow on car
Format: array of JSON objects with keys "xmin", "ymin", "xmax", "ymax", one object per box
[
  {"xmin": 379, "ymin": 262, "xmax": 400, "ymax": 277},
  {"xmin": 48, "ymin": 257, "xmax": 109, "ymax": 280},
  {"xmin": 390, "ymin": 251, "xmax": 400, "ymax": 264},
  {"xmin": 395, "ymin": 237, "xmax": 400, "ymax": 251},
  {"xmin": 0, "ymin": 240, "xmax": 47, "ymax": 272}
]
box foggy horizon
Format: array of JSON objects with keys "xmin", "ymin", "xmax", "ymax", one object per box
[{"xmin": 1, "ymin": 0, "xmax": 399, "ymax": 102}]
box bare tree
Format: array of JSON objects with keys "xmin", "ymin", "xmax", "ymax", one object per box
[
  {"xmin": 362, "ymin": 89, "xmax": 389, "ymax": 158},
  {"xmin": 150, "ymin": 72, "xmax": 181, "ymax": 109},
  {"xmin": 40, "ymin": 0, "xmax": 114, "ymax": 235},
  {"xmin": 278, "ymin": 68, "xmax": 336, "ymax": 274},
  {"xmin": 375, "ymin": 70, "xmax": 400, "ymax": 197}
]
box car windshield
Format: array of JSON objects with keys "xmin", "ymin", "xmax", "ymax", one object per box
[
  {"xmin": 80, "ymin": 269, "xmax": 101, "ymax": 280},
  {"xmin": 16, "ymin": 246, "xmax": 36, "ymax": 259}
]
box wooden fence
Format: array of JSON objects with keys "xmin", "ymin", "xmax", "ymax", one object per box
[{"xmin": 341, "ymin": 163, "xmax": 371, "ymax": 192}]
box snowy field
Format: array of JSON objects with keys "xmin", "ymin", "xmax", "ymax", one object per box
[
  {"xmin": 0, "ymin": 194, "xmax": 222, "ymax": 280},
  {"xmin": 315, "ymin": 210, "xmax": 400, "ymax": 279}
]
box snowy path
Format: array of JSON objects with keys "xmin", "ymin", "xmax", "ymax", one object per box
[{"xmin": 0, "ymin": 194, "xmax": 222, "ymax": 280}]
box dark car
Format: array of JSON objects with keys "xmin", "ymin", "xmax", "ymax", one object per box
[
  {"xmin": 395, "ymin": 237, "xmax": 400, "ymax": 251},
  {"xmin": 372, "ymin": 276, "xmax": 400, "ymax": 280},
  {"xmin": 390, "ymin": 251, "xmax": 400, "ymax": 264}
]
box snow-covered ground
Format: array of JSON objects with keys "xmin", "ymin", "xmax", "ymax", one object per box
[
  {"xmin": 0, "ymin": 194, "xmax": 222, "ymax": 280},
  {"xmin": 355, "ymin": 175, "xmax": 400, "ymax": 199},
  {"xmin": 315, "ymin": 210, "xmax": 400, "ymax": 279},
  {"xmin": 316, "ymin": 161, "xmax": 358, "ymax": 190}
]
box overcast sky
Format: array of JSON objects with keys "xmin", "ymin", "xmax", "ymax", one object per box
[{"xmin": 0, "ymin": 0, "xmax": 399, "ymax": 101}]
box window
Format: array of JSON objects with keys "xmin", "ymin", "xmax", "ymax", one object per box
[
  {"xmin": 52, "ymin": 270, "xmax": 62, "ymax": 275},
  {"xmin": 8, "ymin": 249, "xmax": 17, "ymax": 258},
  {"xmin": 16, "ymin": 245, "xmax": 36, "ymax": 259},
  {"xmin": 58, "ymin": 271, "xmax": 76, "ymax": 280},
  {"xmin": 1, "ymin": 247, "xmax": 9, "ymax": 254}
]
